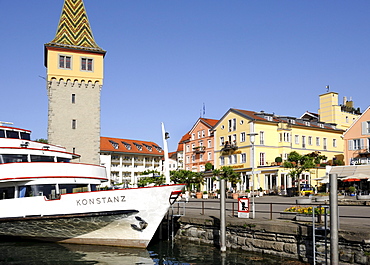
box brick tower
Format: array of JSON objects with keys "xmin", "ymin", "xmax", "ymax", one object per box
[{"xmin": 44, "ymin": 0, "xmax": 106, "ymax": 164}]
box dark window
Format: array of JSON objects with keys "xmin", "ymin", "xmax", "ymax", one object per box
[
  {"xmin": 20, "ymin": 132, "xmax": 31, "ymax": 140},
  {"xmin": 59, "ymin": 184, "xmax": 89, "ymax": 194},
  {"xmin": 6, "ymin": 131, "xmax": 19, "ymax": 139},
  {"xmin": 72, "ymin": 120, "xmax": 77, "ymax": 129},
  {"xmin": 81, "ymin": 58, "xmax": 93, "ymax": 71},
  {"xmin": 30, "ymin": 155, "xmax": 55, "ymax": 162},
  {"xmin": 57, "ymin": 157, "xmax": 70, "ymax": 163},
  {"xmin": 72, "ymin": 94, "xmax": 76, "ymax": 104},
  {"xmin": 18, "ymin": 185, "xmax": 57, "ymax": 199},
  {"xmin": 0, "ymin": 130, "xmax": 5, "ymax": 138},
  {"xmin": 0, "ymin": 154, "xmax": 28, "ymax": 163},
  {"xmin": 59, "ymin": 55, "xmax": 71, "ymax": 69},
  {"xmin": 0, "ymin": 187, "xmax": 15, "ymax": 200}
]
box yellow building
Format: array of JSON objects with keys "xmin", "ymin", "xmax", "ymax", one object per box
[
  {"xmin": 318, "ymin": 92, "xmax": 361, "ymax": 130},
  {"xmin": 213, "ymin": 108, "xmax": 345, "ymax": 194}
]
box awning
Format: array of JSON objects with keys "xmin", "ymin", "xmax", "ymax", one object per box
[
  {"xmin": 329, "ymin": 165, "xmax": 370, "ymax": 178},
  {"xmin": 342, "ymin": 178, "xmax": 361, "ymax": 182}
]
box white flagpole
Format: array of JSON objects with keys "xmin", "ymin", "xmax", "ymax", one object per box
[{"xmin": 161, "ymin": 122, "xmax": 170, "ymax": 184}]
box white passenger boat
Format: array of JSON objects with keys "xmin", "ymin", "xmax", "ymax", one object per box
[{"xmin": 0, "ymin": 123, "xmax": 184, "ymax": 248}]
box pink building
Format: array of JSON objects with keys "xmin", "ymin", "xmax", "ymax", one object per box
[
  {"xmin": 181, "ymin": 118, "xmax": 219, "ymax": 172},
  {"xmin": 344, "ymin": 106, "xmax": 370, "ymax": 165}
]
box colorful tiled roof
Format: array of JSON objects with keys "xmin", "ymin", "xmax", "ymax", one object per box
[
  {"xmin": 100, "ymin": 137, "xmax": 163, "ymax": 156},
  {"xmin": 46, "ymin": 0, "xmax": 105, "ymax": 53}
]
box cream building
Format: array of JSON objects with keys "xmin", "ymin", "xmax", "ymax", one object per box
[
  {"xmin": 44, "ymin": 0, "xmax": 105, "ymax": 165},
  {"xmin": 100, "ymin": 137, "xmax": 164, "ymax": 187}
]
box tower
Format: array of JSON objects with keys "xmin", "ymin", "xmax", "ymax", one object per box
[{"xmin": 44, "ymin": 0, "xmax": 106, "ymax": 164}]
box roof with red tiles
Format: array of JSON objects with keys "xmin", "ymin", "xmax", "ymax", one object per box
[{"xmin": 100, "ymin": 137, "xmax": 163, "ymax": 156}]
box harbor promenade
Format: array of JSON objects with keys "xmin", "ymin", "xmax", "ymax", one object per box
[{"xmin": 172, "ymin": 195, "xmax": 370, "ymax": 239}]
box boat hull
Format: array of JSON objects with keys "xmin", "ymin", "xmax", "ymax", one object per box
[{"xmin": 0, "ymin": 184, "xmax": 183, "ymax": 248}]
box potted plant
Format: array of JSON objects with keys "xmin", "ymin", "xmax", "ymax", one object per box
[
  {"xmin": 275, "ymin": 156, "xmax": 282, "ymax": 166},
  {"xmin": 348, "ymin": 186, "xmax": 356, "ymax": 196},
  {"xmin": 258, "ymin": 187, "xmax": 264, "ymax": 197},
  {"xmin": 202, "ymin": 191, "xmax": 208, "ymax": 199}
]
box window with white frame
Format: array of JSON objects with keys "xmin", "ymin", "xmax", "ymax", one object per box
[
  {"xmin": 198, "ymin": 131, "xmax": 201, "ymax": 139},
  {"xmin": 333, "ymin": 139, "xmax": 337, "ymax": 148},
  {"xmin": 208, "ymin": 140, "xmax": 212, "ymax": 148},
  {"xmin": 241, "ymin": 153, "xmax": 246, "ymax": 163},
  {"xmin": 233, "ymin": 154, "xmax": 237, "ymax": 164},
  {"xmin": 232, "ymin": 134, "xmax": 237, "ymax": 144},
  {"xmin": 202, "ymin": 130, "xmax": 205, "ymax": 137},
  {"xmin": 362, "ymin": 121, "xmax": 370, "ymax": 135},
  {"xmin": 208, "ymin": 152, "xmax": 212, "ymax": 160},
  {"xmin": 316, "ymin": 137, "xmax": 320, "ymax": 146},
  {"xmin": 228, "ymin": 155, "xmax": 232, "ymax": 164},
  {"xmin": 323, "ymin": 138, "xmax": 327, "ymax": 150},
  {"xmin": 228, "ymin": 118, "xmax": 236, "ymax": 132},
  {"xmin": 220, "ymin": 156, "xmax": 225, "ymax": 165},
  {"xmin": 308, "ymin": 136, "xmax": 312, "ymax": 145},
  {"xmin": 283, "ymin": 132, "xmax": 290, "ymax": 142},
  {"xmin": 259, "ymin": 152, "xmax": 265, "ymax": 166},
  {"xmin": 192, "ymin": 154, "xmax": 195, "ymax": 162},
  {"xmin": 260, "ymin": 131, "xmax": 265, "ymax": 145},
  {"xmin": 186, "ymin": 156, "xmax": 190, "ymax": 163},
  {"xmin": 295, "ymin": 135, "xmax": 299, "ymax": 144},
  {"xmin": 191, "ymin": 133, "xmax": 195, "ymax": 140},
  {"xmin": 208, "ymin": 129, "xmax": 211, "ymax": 136},
  {"xmin": 349, "ymin": 139, "xmax": 364, "ymax": 150},
  {"xmin": 200, "ymin": 154, "xmax": 203, "ymax": 161},
  {"xmin": 186, "ymin": 145, "xmax": 190, "ymax": 152},
  {"xmin": 240, "ymin": 132, "xmax": 246, "ymax": 142},
  {"xmin": 220, "ymin": 137, "xmax": 224, "ymax": 146}
]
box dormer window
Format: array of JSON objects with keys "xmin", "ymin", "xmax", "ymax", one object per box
[
  {"xmin": 289, "ymin": 119, "xmax": 295, "ymax": 124},
  {"xmin": 305, "ymin": 121, "xmax": 310, "ymax": 126},
  {"xmin": 133, "ymin": 143, "xmax": 143, "ymax": 151},
  {"xmin": 109, "ymin": 140, "xmax": 119, "ymax": 149},
  {"xmin": 121, "ymin": 141, "xmax": 131, "ymax": 150},
  {"xmin": 265, "ymin": 116, "xmax": 273, "ymax": 121},
  {"xmin": 153, "ymin": 145, "xmax": 162, "ymax": 152},
  {"xmin": 143, "ymin": 143, "xmax": 153, "ymax": 152}
]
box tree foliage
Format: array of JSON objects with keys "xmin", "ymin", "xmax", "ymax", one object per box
[
  {"xmin": 35, "ymin": 138, "xmax": 48, "ymax": 144},
  {"xmin": 283, "ymin": 151, "xmax": 327, "ymax": 194},
  {"xmin": 170, "ymin": 170, "xmax": 204, "ymax": 191},
  {"xmin": 213, "ymin": 166, "xmax": 241, "ymax": 188},
  {"xmin": 137, "ymin": 170, "xmax": 164, "ymax": 187}
]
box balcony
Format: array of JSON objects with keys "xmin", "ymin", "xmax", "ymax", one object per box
[
  {"xmin": 193, "ymin": 146, "xmax": 206, "ymax": 153},
  {"xmin": 221, "ymin": 142, "xmax": 238, "ymax": 155}
]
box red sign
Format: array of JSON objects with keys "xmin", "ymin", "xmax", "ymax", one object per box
[{"xmin": 238, "ymin": 197, "xmax": 249, "ymax": 213}]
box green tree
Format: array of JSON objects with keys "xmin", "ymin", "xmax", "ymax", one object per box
[
  {"xmin": 137, "ymin": 170, "xmax": 164, "ymax": 187},
  {"xmin": 170, "ymin": 170, "xmax": 204, "ymax": 191},
  {"xmin": 205, "ymin": 162, "xmax": 214, "ymax": 171},
  {"xmin": 35, "ymin": 138, "xmax": 48, "ymax": 144},
  {"xmin": 283, "ymin": 151, "xmax": 326, "ymax": 195},
  {"xmin": 213, "ymin": 166, "xmax": 241, "ymax": 190}
]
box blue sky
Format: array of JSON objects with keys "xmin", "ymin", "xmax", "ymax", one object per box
[{"xmin": 1, "ymin": 1, "xmax": 370, "ymax": 151}]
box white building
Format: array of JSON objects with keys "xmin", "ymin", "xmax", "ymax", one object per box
[{"xmin": 100, "ymin": 137, "xmax": 164, "ymax": 187}]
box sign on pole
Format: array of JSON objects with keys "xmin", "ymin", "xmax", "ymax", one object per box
[{"xmin": 238, "ymin": 197, "xmax": 250, "ymax": 218}]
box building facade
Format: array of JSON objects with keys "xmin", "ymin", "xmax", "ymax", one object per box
[
  {"xmin": 182, "ymin": 118, "xmax": 219, "ymax": 172},
  {"xmin": 343, "ymin": 106, "xmax": 370, "ymax": 165},
  {"xmin": 318, "ymin": 92, "xmax": 361, "ymax": 130},
  {"xmin": 45, "ymin": 0, "xmax": 106, "ymax": 165},
  {"xmin": 100, "ymin": 137, "xmax": 164, "ymax": 187},
  {"xmin": 213, "ymin": 108, "xmax": 345, "ymax": 194}
]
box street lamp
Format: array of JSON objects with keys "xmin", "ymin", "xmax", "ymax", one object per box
[{"xmin": 247, "ymin": 132, "xmax": 258, "ymax": 219}]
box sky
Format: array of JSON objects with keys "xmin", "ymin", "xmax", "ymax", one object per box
[{"xmin": 1, "ymin": 0, "xmax": 370, "ymax": 152}]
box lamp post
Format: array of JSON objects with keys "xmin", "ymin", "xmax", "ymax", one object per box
[
  {"xmin": 247, "ymin": 132, "xmax": 258, "ymax": 219},
  {"xmin": 161, "ymin": 122, "xmax": 171, "ymax": 184}
]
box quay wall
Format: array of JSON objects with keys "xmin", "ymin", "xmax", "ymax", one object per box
[{"xmin": 174, "ymin": 216, "xmax": 370, "ymax": 264}]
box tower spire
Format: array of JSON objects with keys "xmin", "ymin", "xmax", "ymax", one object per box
[{"xmin": 46, "ymin": 0, "xmax": 105, "ymax": 53}]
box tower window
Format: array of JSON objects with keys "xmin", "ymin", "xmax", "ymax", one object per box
[
  {"xmin": 81, "ymin": 58, "xmax": 93, "ymax": 71},
  {"xmin": 59, "ymin": 55, "xmax": 71, "ymax": 69},
  {"xmin": 72, "ymin": 119, "xmax": 77, "ymax": 129},
  {"xmin": 72, "ymin": 94, "xmax": 75, "ymax": 104}
]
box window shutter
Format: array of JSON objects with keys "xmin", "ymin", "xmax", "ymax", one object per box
[{"xmin": 348, "ymin": 140, "xmax": 353, "ymax": 151}]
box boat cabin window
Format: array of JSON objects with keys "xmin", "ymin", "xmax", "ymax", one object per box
[
  {"xmin": 30, "ymin": 155, "xmax": 55, "ymax": 162},
  {"xmin": 59, "ymin": 184, "xmax": 89, "ymax": 194},
  {"xmin": 20, "ymin": 132, "xmax": 31, "ymax": 140},
  {"xmin": 0, "ymin": 154, "xmax": 28, "ymax": 164},
  {"xmin": 6, "ymin": 131, "xmax": 19, "ymax": 139},
  {"xmin": 0, "ymin": 187, "xmax": 15, "ymax": 200},
  {"xmin": 0, "ymin": 130, "xmax": 5, "ymax": 138},
  {"xmin": 18, "ymin": 184, "xmax": 57, "ymax": 199},
  {"xmin": 57, "ymin": 157, "xmax": 70, "ymax": 163}
]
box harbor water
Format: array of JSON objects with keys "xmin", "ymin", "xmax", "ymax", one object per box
[{"xmin": 0, "ymin": 238, "xmax": 308, "ymax": 265}]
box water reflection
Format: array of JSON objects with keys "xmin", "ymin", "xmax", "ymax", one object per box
[{"xmin": 0, "ymin": 238, "xmax": 307, "ymax": 265}]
